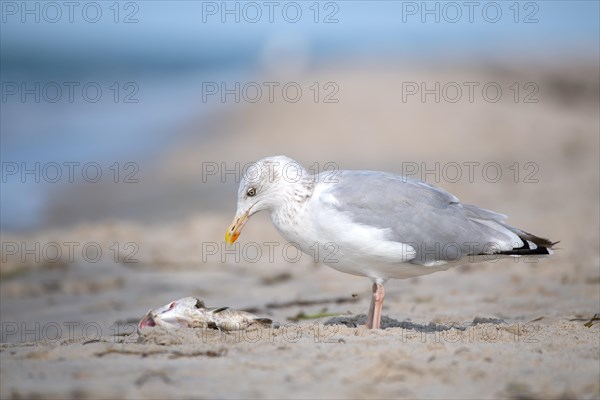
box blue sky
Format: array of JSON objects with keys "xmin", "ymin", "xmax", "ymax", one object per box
[{"xmin": 2, "ymin": 1, "xmax": 598, "ymax": 70}]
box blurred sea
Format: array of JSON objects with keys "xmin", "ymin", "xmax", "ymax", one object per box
[{"xmin": 1, "ymin": 1, "xmax": 598, "ymax": 230}]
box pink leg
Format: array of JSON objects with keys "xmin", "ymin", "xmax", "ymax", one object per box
[{"xmin": 366, "ymin": 283, "xmax": 385, "ymax": 329}]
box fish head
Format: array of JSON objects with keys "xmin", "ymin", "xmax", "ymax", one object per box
[{"xmin": 138, "ymin": 297, "xmax": 207, "ymax": 331}]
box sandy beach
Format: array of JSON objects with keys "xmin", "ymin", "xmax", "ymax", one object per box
[{"xmin": 1, "ymin": 64, "xmax": 599, "ymax": 399}]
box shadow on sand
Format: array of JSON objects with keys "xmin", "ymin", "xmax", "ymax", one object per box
[{"xmin": 325, "ymin": 314, "xmax": 468, "ymax": 332}]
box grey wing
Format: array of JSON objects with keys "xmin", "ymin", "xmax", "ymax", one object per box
[{"xmin": 320, "ymin": 170, "xmax": 526, "ymax": 265}]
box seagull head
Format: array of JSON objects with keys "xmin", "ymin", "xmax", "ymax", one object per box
[{"xmin": 225, "ymin": 155, "xmax": 308, "ymax": 245}]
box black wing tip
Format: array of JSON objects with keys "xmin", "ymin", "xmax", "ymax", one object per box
[
  {"xmin": 499, "ymin": 234, "xmax": 558, "ymax": 256},
  {"xmin": 498, "ymin": 247, "xmax": 553, "ymax": 256},
  {"xmin": 520, "ymin": 231, "xmax": 558, "ymax": 249}
]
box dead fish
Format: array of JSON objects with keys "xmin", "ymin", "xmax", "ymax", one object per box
[{"xmin": 138, "ymin": 297, "xmax": 272, "ymax": 332}]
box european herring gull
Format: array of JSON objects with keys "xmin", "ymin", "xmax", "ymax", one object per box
[{"xmin": 226, "ymin": 156, "xmax": 555, "ymax": 329}]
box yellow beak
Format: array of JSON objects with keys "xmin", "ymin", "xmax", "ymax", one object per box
[{"xmin": 225, "ymin": 211, "xmax": 250, "ymax": 245}]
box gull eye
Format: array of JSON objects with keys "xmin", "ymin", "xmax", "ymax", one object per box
[
  {"xmin": 195, "ymin": 299, "xmax": 204, "ymax": 309},
  {"xmin": 246, "ymin": 187, "xmax": 256, "ymax": 197}
]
